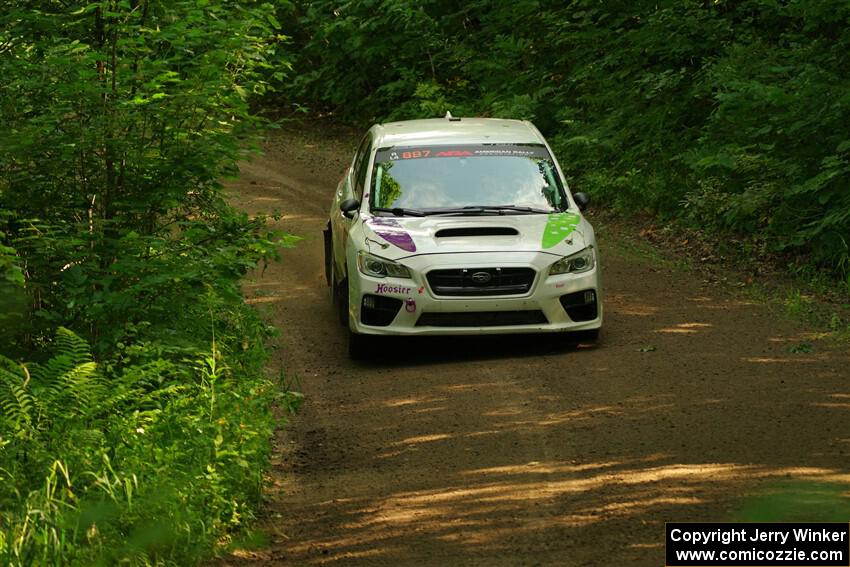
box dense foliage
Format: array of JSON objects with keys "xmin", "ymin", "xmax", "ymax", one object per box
[
  {"xmin": 0, "ymin": 1, "xmax": 293, "ymax": 564},
  {"xmin": 0, "ymin": 322, "xmax": 279, "ymax": 565},
  {"xmin": 2, "ymin": 0, "xmax": 847, "ymax": 562},
  {"xmin": 279, "ymin": 0, "xmax": 850, "ymax": 283}
]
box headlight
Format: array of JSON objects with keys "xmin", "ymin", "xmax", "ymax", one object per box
[
  {"xmin": 549, "ymin": 246, "xmax": 595, "ymax": 275},
  {"xmin": 357, "ymin": 251, "xmax": 412, "ymax": 279}
]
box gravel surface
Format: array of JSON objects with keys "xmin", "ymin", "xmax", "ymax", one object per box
[{"xmin": 216, "ymin": 123, "xmax": 850, "ymax": 567}]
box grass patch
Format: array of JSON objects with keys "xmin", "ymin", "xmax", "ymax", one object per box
[{"xmin": 0, "ymin": 294, "xmax": 299, "ymax": 566}]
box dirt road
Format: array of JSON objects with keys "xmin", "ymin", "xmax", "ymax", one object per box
[{"xmin": 220, "ymin": 124, "xmax": 850, "ymax": 566}]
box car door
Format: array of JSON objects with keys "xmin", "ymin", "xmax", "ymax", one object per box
[{"xmin": 331, "ymin": 132, "xmax": 372, "ymax": 281}]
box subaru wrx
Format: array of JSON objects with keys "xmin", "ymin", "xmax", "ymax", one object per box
[{"xmin": 324, "ymin": 115, "xmax": 602, "ymax": 358}]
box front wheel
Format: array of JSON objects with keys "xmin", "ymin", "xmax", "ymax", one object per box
[
  {"xmin": 323, "ymin": 223, "xmax": 333, "ymax": 287},
  {"xmin": 348, "ymin": 330, "xmax": 373, "ymax": 361},
  {"xmin": 333, "ymin": 274, "xmax": 349, "ymax": 328},
  {"xmin": 569, "ymin": 328, "xmax": 600, "ymax": 344}
]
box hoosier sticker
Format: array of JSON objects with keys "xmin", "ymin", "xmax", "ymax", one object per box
[{"xmin": 375, "ymin": 283, "xmax": 412, "ymax": 295}]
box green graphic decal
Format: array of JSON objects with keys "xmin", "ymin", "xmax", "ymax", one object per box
[{"xmin": 542, "ymin": 212, "xmax": 581, "ymax": 248}]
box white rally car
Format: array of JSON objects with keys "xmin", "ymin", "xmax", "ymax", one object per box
[{"xmin": 324, "ymin": 115, "xmax": 602, "ymax": 358}]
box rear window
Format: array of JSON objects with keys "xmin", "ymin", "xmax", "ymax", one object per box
[{"xmin": 369, "ymin": 144, "xmax": 566, "ymax": 213}]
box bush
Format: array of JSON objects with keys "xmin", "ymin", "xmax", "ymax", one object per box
[
  {"xmin": 0, "ymin": 2, "xmax": 296, "ymax": 564},
  {"xmin": 0, "ymin": 321, "xmax": 287, "ymax": 566},
  {"xmin": 278, "ymin": 0, "xmax": 850, "ymax": 282}
]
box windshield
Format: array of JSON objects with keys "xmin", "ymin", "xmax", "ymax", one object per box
[{"xmin": 369, "ymin": 144, "xmax": 567, "ymax": 215}]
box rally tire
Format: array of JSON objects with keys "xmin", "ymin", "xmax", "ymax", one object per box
[
  {"xmin": 334, "ymin": 275, "xmax": 349, "ymax": 328},
  {"xmin": 569, "ymin": 328, "xmax": 600, "ymax": 344},
  {"xmin": 348, "ymin": 330, "xmax": 372, "ymax": 361},
  {"xmin": 323, "ymin": 224, "xmax": 333, "ymax": 287}
]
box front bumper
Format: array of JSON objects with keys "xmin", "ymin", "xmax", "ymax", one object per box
[{"xmin": 348, "ymin": 251, "xmax": 602, "ymax": 336}]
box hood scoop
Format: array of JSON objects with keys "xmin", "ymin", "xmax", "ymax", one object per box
[{"xmin": 435, "ymin": 227, "xmax": 519, "ymax": 238}]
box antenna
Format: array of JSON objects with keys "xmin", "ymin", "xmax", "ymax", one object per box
[{"xmin": 444, "ymin": 111, "xmax": 461, "ymax": 122}]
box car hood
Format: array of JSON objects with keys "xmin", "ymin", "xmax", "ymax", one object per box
[{"xmin": 359, "ymin": 212, "xmax": 591, "ymax": 259}]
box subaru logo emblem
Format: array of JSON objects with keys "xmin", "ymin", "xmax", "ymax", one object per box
[{"xmin": 471, "ymin": 271, "xmax": 492, "ymax": 283}]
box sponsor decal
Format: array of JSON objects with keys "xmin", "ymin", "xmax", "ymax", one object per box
[
  {"xmin": 542, "ymin": 212, "xmax": 581, "ymax": 249},
  {"xmin": 405, "ymin": 298, "xmax": 417, "ymax": 313},
  {"xmin": 366, "ymin": 217, "xmax": 417, "ymax": 252},
  {"xmin": 472, "ymin": 148, "xmax": 536, "ymax": 156},
  {"xmin": 418, "ymin": 286, "xmax": 425, "ymax": 295},
  {"xmin": 376, "ymin": 283, "xmax": 412, "ymax": 295},
  {"xmin": 376, "ymin": 144, "xmax": 552, "ymax": 162}
]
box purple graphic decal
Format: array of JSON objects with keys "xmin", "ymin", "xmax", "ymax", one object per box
[
  {"xmin": 405, "ymin": 298, "xmax": 417, "ymax": 313},
  {"xmin": 366, "ymin": 218, "xmax": 416, "ymax": 252}
]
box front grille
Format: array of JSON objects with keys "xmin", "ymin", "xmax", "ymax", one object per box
[
  {"xmin": 426, "ymin": 267, "xmax": 535, "ymax": 296},
  {"xmin": 416, "ymin": 311, "xmax": 548, "ymax": 328}
]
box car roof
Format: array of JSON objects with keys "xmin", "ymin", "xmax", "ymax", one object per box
[{"xmin": 371, "ymin": 117, "xmax": 544, "ymax": 148}]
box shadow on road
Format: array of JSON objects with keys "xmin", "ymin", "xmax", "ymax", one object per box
[{"xmin": 352, "ymin": 334, "xmax": 596, "ymax": 368}]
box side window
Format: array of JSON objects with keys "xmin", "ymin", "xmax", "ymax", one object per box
[
  {"xmin": 353, "ymin": 137, "xmax": 372, "ymax": 200},
  {"xmin": 352, "ymin": 135, "xmax": 368, "ymax": 172}
]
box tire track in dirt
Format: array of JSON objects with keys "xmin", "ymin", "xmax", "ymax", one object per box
[{"xmin": 217, "ymin": 124, "xmax": 850, "ymax": 566}]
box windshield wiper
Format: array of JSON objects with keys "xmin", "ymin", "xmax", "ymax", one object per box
[
  {"xmin": 480, "ymin": 205, "xmax": 553, "ymax": 214},
  {"xmin": 371, "ymin": 207, "xmax": 427, "ymax": 217},
  {"xmin": 420, "ymin": 205, "xmax": 553, "ymax": 216},
  {"xmin": 373, "ymin": 205, "xmax": 555, "ymax": 217}
]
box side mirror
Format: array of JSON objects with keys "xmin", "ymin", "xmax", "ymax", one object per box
[
  {"xmin": 340, "ymin": 198, "xmax": 360, "ymax": 219},
  {"xmin": 573, "ymin": 192, "xmax": 590, "ymax": 210}
]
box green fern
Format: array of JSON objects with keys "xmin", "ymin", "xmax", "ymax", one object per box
[
  {"xmin": 54, "ymin": 327, "xmax": 92, "ymax": 365},
  {"xmin": 56, "ymin": 361, "xmax": 104, "ymax": 416},
  {"xmin": 1, "ymin": 328, "xmax": 110, "ymax": 433},
  {"xmin": 28, "ymin": 355, "xmax": 76, "ymax": 393},
  {"xmin": 0, "ymin": 356, "xmax": 33, "ymax": 431}
]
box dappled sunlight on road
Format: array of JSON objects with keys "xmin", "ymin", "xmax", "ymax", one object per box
[
  {"xmin": 410, "ymin": 405, "xmax": 449, "ymax": 414},
  {"xmin": 243, "ymin": 280, "xmax": 288, "ymax": 289},
  {"xmin": 462, "ymin": 460, "xmax": 631, "ymax": 476},
  {"xmin": 235, "ymin": 354, "xmax": 850, "ymax": 563},
  {"xmin": 812, "ymin": 402, "xmax": 850, "ymax": 410},
  {"xmin": 391, "ymin": 433, "xmax": 453, "ymax": 446},
  {"xmin": 383, "ymin": 395, "xmax": 448, "ymax": 407},
  {"xmin": 276, "ymin": 213, "xmax": 326, "ymax": 222},
  {"xmin": 654, "ymin": 322, "xmax": 714, "ymax": 334},
  {"xmin": 245, "ymin": 283, "xmax": 323, "ymax": 304},
  {"xmin": 605, "ymin": 292, "xmax": 659, "ymax": 316},
  {"xmin": 264, "ymin": 458, "xmax": 850, "ymax": 564},
  {"xmin": 246, "ymin": 295, "xmax": 286, "ymax": 305},
  {"xmin": 744, "ymin": 356, "xmax": 820, "ymax": 364},
  {"xmin": 215, "ymin": 130, "xmax": 850, "ymax": 567}
]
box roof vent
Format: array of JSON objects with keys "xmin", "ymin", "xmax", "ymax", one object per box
[{"xmin": 445, "ymin": 111, "xmax": 461, "ymax": 122}]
